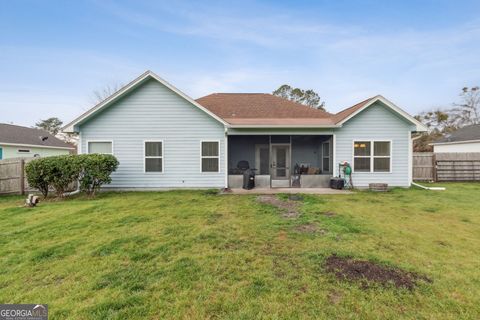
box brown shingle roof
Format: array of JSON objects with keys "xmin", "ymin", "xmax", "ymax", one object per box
[
  {"xmin": 332, "ymin": 96, "xmax": 377, "ymax": 123},
  {"xmin": 196, "ymin": 93, "xmax": 332, "ymax": 120},
  {"xmin": 0, "ymin": 123, "xmax": 74, "ymax": 149},
  {"xmin": 196, "ymin": 93, "xmax": 378, "ymax": 126}
]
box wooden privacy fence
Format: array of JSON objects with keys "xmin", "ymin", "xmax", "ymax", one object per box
[
  {"xmin": 413, "ymin": 152, "xmax": 480, "ymax": 182},
  {"xmin": 435, "ymin": 153, "xmax": 480, "ymax": 182},
  {"xmin": 413, "ymin": 152, "xmax": 434, "ymax": 181},
  {"xmin": 0, "ymin": 158, "xmax": 34, "ymax": 195}
]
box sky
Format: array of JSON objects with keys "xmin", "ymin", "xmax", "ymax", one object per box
[{"xmin": 1, "ymin": 0, "xmax": 480, "ymax": 127}]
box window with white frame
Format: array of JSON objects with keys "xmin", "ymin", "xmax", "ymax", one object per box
[
  {"xmin": 353, "ymin": 141, "xmax": 391, "ymax": 172},
  {"xmin": 201, "ymin": 141, "xmax": 219, "ymax": 172},
  {"xmin": 145, "ymin": 141, "xmax": 163, "ymax": 172},
  {"xmin": 88, "ymin": 141, "xmax": 112, "ymax": 154}
]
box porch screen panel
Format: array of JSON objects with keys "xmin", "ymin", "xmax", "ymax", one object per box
[
  {"xmin": 259, "ymin": 147, "xmax": 269, "ymax": 175},
  {"xmin": 276, "ymin": 147, "xmax": 287, "ymax": 177},
  {"xmin": 322, "ymin": 142, "xmax": 330, "ymax": 172}
]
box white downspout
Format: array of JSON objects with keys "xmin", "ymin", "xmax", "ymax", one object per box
[{"xmin": 411, "ymin": 182, "xmax": 445, "ymax": 191}]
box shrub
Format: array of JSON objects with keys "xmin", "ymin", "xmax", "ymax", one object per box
[
  {"xmin": 25, "ymin": 157, "xmax": 53, "ymax": 198},
  {"xmin": 25, "ymin": 155, "xmax": 80, "ymax": 198},
  {"xmin": 78, "ymin": 154, "xmax": 119, "ymax": 196},
  {"xmin": 25, "ymin": 154, "xmax": 119, "ymax": 198},
  {"xmin": 48, "ymin": 155, "xmax": 81, "ymax": 197}
]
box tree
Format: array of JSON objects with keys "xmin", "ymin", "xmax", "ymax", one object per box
[
  {"xmin": 273, "ymin": 84, "xmax": 326, "ymax": 111},
  {"xmin": 450, "ymin": 86, "xmax": 480, "ymax": 126},
  {"xmin": 35, "ymin": 117, "xmax": 63, "ymax": 135},
  {"xmin": 91, "ymin": 83, "xmax": 123, "ymax": 104},
  {"xmin": 414, "ymin": 109, "xmax": 457, "ymax": 152},
  {"xmin": 414, "ymin": 109, "xmax": 456, "ymax": 133}
]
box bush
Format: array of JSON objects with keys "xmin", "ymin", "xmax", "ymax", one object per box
[
  {"xmin": 26, "ymin": 155, "xmax": 80, "ymax": 198},
  {"xmin": 25, "ymin": 154, "xmax": 119, "ymax": 198},
  {"xmin": 25, "ymin": 157, "xmax": 53, "ymax": 198},
  {"xmin": 78, "ymin": 154, "xmax": 119, "ymax": 196},
  {"xmin": 49, "ymin": 155, "xmax": 81, "ymax": 197}
]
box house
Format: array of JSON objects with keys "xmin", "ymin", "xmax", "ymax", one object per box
[
  {"xmin": 63, "ymin": 71, "xmax": 427, "ymax": 189},
  {"xmin": 0, "ymin": 123, "xmax": 74, "ymax": 159},
  {"xmin": 431, "ymin": 124, "xmax": 480, "ymax": 153}
]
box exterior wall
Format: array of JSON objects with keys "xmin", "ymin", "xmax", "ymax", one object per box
[
  {"xmin": 79, "ymin": 78, "xmax": 226, "ymax": 189},
  {"xmin": 334, "ymin": 102, "xmax": 415, "ymax": 187},
  {"xmin": 0, "ymin": 144, "xmax": 70, "ymax": 159},
  {"xmin": 433, "ymin": 142, "xmax": 480, "ymax": 153}
]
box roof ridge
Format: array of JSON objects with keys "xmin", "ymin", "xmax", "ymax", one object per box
[
  {"xmin": 0, "ymin": 122, "xmax": 49, "ymax": 132},
  {"xmin": 334, "ymin": 96, "xmax": 378, "ymax": 116}
]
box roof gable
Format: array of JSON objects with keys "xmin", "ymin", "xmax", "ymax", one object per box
[
  {"xmin": 333, "ymin": 95, "xmax": 427, "ymax": 132},
  {"xmin": 63, "ymin": 71, "xmax": 227, "ymax": 133},
  {"xmin": 0, "ymin": 123, "xmax": 74, "ymax": 149}
]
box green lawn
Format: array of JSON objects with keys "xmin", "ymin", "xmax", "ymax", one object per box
[{"xmin": 0, "ymin": 184, "xmax": 479, "ymax": 319}]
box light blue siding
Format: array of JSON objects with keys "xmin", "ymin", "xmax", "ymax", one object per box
[
  {"xmin": 80, "ymin": 79, "xmax": 225, "ymax": 189},
  {"xmin": 334, "ymin": 101, "xmax": 415, "ymax": 187}
]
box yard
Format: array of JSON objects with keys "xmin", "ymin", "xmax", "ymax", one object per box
[{"xmin": 0, "ymin": 184, "xmax": 479, "ymax": 319}]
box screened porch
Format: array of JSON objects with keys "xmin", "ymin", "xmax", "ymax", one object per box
[{"xmin": 227, "ymin": 135, "xmax": 333, "ymax": 188}]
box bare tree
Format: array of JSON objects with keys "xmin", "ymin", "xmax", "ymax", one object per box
[
  {"xmin": 450, "ymin": 86, "xmax": 480, "ymax": 126},
  {"xmin": 91, "ymin": 83, "xmax": 124, "ymax": 104}
]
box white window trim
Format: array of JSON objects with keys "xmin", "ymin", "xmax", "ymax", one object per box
[
  {"xmin": 86, "ymin": 140, "xmax": 114, "ymax": 155},
  {"xmin": 352, "ymin": 140, "xmax": 392, "ymax": 173},
  {"xmin": 200, "ymin": 140, "xmax": 220, "ymax": 173},
  {"xmin": 143, "ymin": 140, "xmax": 164, "ymax": 174}
]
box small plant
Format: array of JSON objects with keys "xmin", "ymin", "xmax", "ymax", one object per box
[{"xmin": 78, "ymin": 154, "xmax": 119, "ymax": 197}]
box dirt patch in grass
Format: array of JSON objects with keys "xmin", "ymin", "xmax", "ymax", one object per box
[
  {"xmin": 324, "ymin": 255, "xmax": 431, "ymax": 290},
  {"xmin": 294, "ymin": 223, "xmax": 327, "ymax": 234},
  {"xmin": 288, "ymin": 195, "xmax": 304, "ymax": 201},
  {"xmin": 322, "ymin": 211, "xmax": 336, "ymax": 217},
  {"xmin": 257, "ymin": 195, "xmax": 300, "ymax": 218},
  {"xmin": 327, "ymin": 290, "xmax": 343, "ymax": 304}
]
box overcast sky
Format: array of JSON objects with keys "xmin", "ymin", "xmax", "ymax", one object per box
[{"xmin": 1, "ymin": 0, "xmax": 480, "ymax": 127}]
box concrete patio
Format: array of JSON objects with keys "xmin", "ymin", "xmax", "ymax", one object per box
[{"xmin": 225, "ymin": 188, "xmax": 352, "ymax": 195}]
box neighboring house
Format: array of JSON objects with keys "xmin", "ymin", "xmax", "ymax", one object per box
[
  {"xmin": 63, "ymin": 70, "xmax": 427, "ymax": 189},
  {"xmin": 431, "ymin": 124, "xmax": 480, "ymax": 153},
  {"xmin": 0, "ymin": 123, "xmax": 74, "ymax": 159}
]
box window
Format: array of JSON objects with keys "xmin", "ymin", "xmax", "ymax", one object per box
[
  {"xmin": 88, "ymin": 141, "xmax": 112, "ymax": 154},
  {"xmin": 353, "ymin": 141, "xmax": 391, "ymax": 173},
  {"xmin": 322, "ymin": 142, "xmax": 330, "ymax": 172},
  {"xmin": 17, "ymin": 149, "xmax": 31, "ymax": 154},
  {"xmin": 373, "ymin": 141, "xmax": 391, "ymax": 172},
  {"xmin": 201, "ymin": 141, "xmax": 219, "ymax": 172},
  {"xmin": 145, "ymin": 141, "xmax": 163, "ymax": 172},
  {"xmin": 353, "ymin": 141, "xmax": 371, "ymax": 172}
]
